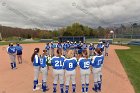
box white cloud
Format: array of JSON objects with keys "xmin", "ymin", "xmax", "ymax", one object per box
[{"xmin": 0, "ymin": 0, "xmax": 140, "ymax": 29}]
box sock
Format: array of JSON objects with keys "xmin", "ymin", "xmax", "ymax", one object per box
[
  {"xmin": 93, "ymin": 82, "xmax": 98, "ymax": 92},
  {"xmin": 53, "ymin": 84, "xmax": 57, "ymax": 92},
  {"xmin": 72, "ymin": 84, "xmax": 76, "ymax": 92},
  {"xmin": 98, "ymin": 81, "xmax": 102, "ymax": 91},
  {"xmin": 60, "ymin": 84, "xmax": 64, "ymax": 93},
  {"xmin": 33, "ymin": 80, "xmax": 38, "ymax": 89},
  {"xmin": 86, "ymin": 84, "xmax": 89, "ymax": 92},
  {"xmin": 82, "ymin": 84, "xmax": 85, "ymax": 92},
  {"xmin": 13, "ymin": 62, "xmax": 16, "ymax": 68},
  {"xmin": 10, "ymin": 63, "xmax": 14, "ymax": 69},
  {"xmin": 42, "ymin": 82, "xmax": 47, "ymax": 92},
  {"xmin": 65, "ymin": 85, "xmax": 69, "ymax": 93}
]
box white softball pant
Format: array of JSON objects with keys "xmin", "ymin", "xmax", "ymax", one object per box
[
  {"xmin": 53, "ymin": 69, "xmax": 64, "ymax": 84},
  {"xmin": 105, "ymin": 47, "xmax": 108, "ymax": 54},
  {"xmin": 34, "ymin": 66, "xmax": 40, "ymax": 80},
  {"xmin": 80, "ymin": 68, "xmax": 91, "ymax": 84},
  {"xmin": 92, "ymin": 68, "xmax": 102, "ymax": 82},
  {"xmin": 65, "ymin": 70, "xmax": 76, "ymax": 85},
  {"xmin": 40, "ymin": 67, "xmax": 48, "ymax": 82},
  {"xmin": 9, "ymin": 53, "xmax": 16, "ymax": 63}
]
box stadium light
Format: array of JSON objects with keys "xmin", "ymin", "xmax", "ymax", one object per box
[
  {"xmin": 110, "ymin": 30, "xmax": 114, "ymax": 39},
  {"xmin": 110, "ymin": 30, "xmax": 114, "ymax": 34}
]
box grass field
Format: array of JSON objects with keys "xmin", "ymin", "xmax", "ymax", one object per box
[{"xmin": 116, "ymin": 46, "xmax": 140, "ymax": 93}]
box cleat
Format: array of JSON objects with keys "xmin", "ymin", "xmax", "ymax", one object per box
[
  {"xmin": 46, "ymin": 87, "xmax": 49, "ymax": 91},
  {"xmin": 33, "ymin": 87, "xmax": 40, "ymax": 91},
  {"xmin": 92, "ymin": 87, "xmax": 98, "ymax": 92}
]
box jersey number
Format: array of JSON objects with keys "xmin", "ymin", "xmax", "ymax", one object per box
[
  {"xmin": 84, "ymin": 62, "xmax": 90, "ymax": 68},
  {"xmin": 97, "ymin": 59, "xmax": 102, "ymax": 66},
  {"xmin": 40, "ymin": 59, "xmax": 43, "ymax": 64},
  {"xmin": 69, "ymin": 63, "xmax": 73, "ymax": 68},
  {"xmin": 55, "ymin": 61, "xmax": 63, "ymax": 67}
]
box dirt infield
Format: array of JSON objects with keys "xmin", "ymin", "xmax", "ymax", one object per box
[{"xmin": 0, "ymin": 44, "xmax": 135, "ymax": 93}]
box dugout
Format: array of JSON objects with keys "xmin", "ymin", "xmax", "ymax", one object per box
[{"xmin": 59, "ymin": 36, "xmax": 85, "ymax": 43}]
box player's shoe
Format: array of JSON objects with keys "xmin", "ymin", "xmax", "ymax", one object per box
[
  {"xmin": 92, "ymin": 87, "xmax": 98, "ymax": 92},
  {"xmin": 13, "ymin": 67, "xmax": 17, "ymax": 70},
  {"xmin": 33, "ymin": 87, "xmax": 40, "ymax": 91},
  {"xmin": 46, "ymin": 87, "xmax": 49, "ymax": 91}
]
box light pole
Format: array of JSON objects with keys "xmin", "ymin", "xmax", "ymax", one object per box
[{"xmin": 110, "ymin": 30, "xmax": 114, "ymax": 43}]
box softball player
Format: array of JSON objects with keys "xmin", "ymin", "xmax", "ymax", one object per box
[
  {"xmin": 105, "ymin": 41, "xmax": 110, "ymax": 56},
  {"xmin": 89, "ymin": 43, "xmax": 93, "ymax": 56},
  {"xmin": 63, "ymin": 42, "xmax": 67, "ymax": 56},
  {"xmin": 73, "ymin": 41, "xmax": 77, "ymax": 56},
  {"xmin": 39, "ymin": 49, "xmax": 49, "ymax": 92},
  {"xmin": 45, "ymin": 43, "xmax": 50, "ymax": 55},
  {"xmin": 66, "ymin": 41, "xmax": 70, "ymax": 51},
  {"xmin": 7, "ymin": 43, "xmax": 17, "ymax": 69},
  {"xmin": 57, "ymin": 42, "xmax": 62, "ymax": 49},
  {"xmin": 16, "ymin": 43, "xmax": 23, "ymax": 64},
  {"xmin": 91, "ymin": 48, "xmax": 104, "ymax": 93},
  {"xmin": 64, "ymin": 50, "xmax": 77, "ymax": 93},
  {"xmin": 31, "ymin": 48, "xmax": 40, "ymax": 91},
  {"xmin": 78, "ymin": 50, "xmax": 91, "ymax": 93},
  {"xmin": 82, "ymin": 43, "xmax": 87, "ymax": 50},
  {"xmin": 51, "ymin": 49, "xmax": 65, "ymax": 93},
  {"xmin": 51, "ymin": 42, "xmax": 55, "ymax": 56}
]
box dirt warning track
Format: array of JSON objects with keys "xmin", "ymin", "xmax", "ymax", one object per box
[{"xmin": 0, "ymin": 44, "xmax": 135, "ymax": 93}]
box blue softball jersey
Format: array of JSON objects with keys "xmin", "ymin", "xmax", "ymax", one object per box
[
  {"xmin": 91, "ymin": 55, "xmax": 104, "ymax": 68},
  {"xmin": 97, "ymin": 44, "xmax": 102, "ymax": 49},
  {"xmin": 105, "ymin": 43, "xmax": 110, "ymax": 48},
  {"xmin": 57, "ymin": 44, "xmax": 62, "ymax": 49},
  {"xmin": 51, "ymin": 56, "xmax": 65, "ymax": 70},
  {"xmin": 82, "ymin": 44, "xmax": 87, "ymax": 49},
  {"xmin": 51, "ymin": 44, "xmax": 55, "ymax": 49},
  {"xmin": 40, "ymin": 55, "xmax": 47, "ymax": 68},
  {"xmin": 64, "ymin": 57, "xmax": 77, "ymax": 71},
  {"xmin": 33, "ymin": 54, "xmax": 40, "ymax": 66},
  {"xmin": 16, "ymin": 45, "xmax": 23, "ymax": 54},
  {"xmin": 89, "ymin": 46, "xmax": 93, "ymax": 50},
  {"xmin": 7, "ymin": 46, "xmax": 17, "ymax": 54},
  {"xmin": 45, "ymin": 45, "xmax": 50, "ymax": 50},
  {"xmin": 78, "ymin": 58, "xmax": 91, "ymax": 70},
  {"xmin": 66, "ymin": 43, "xmax": 70, "ymax": 49},
  {"xmin": 63, "ymin": 44, "xmax": 67, "ymax": 50}
]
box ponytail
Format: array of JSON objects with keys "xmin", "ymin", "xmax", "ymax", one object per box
[
  {"xmin": 82, "ymin": 50, "xmax": 88, "ymax": 59},
  {"xmin": 95, "ymin": 48, "xmax": 102, "ymax": 56},
  {"xmin": 31, "ymin": 48, "xmax": 39, "ymax": 62},
  {"xmin": 56, "ymin": 48, "xmax": 62, "ymax": 57}
]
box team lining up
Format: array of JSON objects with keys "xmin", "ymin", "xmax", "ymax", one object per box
[{"xmin": 7, "ymin": 41, "xmax": 110, "ymax": 93}]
